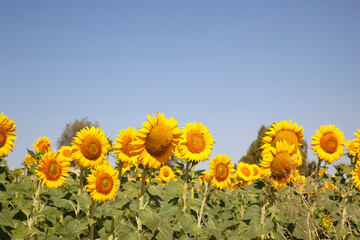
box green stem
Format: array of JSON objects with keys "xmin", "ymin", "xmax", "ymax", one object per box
[
  {"xmin": 260, "ymin": 184, "xmax": 271, "ymax": 225},
  {"xmin": 76, "ymin": 168, "xmax": 84, "ymax": 219},
  {"xmin": 197, "ymin": 180, "xmax": 211, "ymax": 227},
  {"xmin": 90, "ymin": 200, "xmax": 97, "ymax": 240},
  {"xmin": 182, "ymin": 160, "xmax": 191, "ymax": 213},
  {"xmin": 137, "ymin": 168, "xmax": 148, "ymax": 232},
  {"xmin": 118, "ymin": 161, "xmax": 123, "ymax": 189},
  {"xmin": 28, "ymin": 180, "xmax": 42, "ymax": 229}
]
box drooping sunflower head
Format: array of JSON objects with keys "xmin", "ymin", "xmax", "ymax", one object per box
[
  {"xmin": 159, "ymin": 165, "xmax": 176, "ymax": 183},
  {"xmin": 261, "ymin": 120, "xmax": 303, "ymax": 157},
  {"xmin": 311, "ymin": 124, "xmax": 345, "ymax": 164},
  {"xmin": 209, "ymin": 154, "xmax": 234, "ymax": 190},
  {"xmin": 72, "ymin": 126, "xmax": 110, "ymax": 169},
  {"xmin": 175, "ymin": 122, "xmax": 214, "ymax": 163},
  {"xmin": 350, "ymin": 161, "xmax": 360, "ymax": 191},
  {"xmin": 260, "ymin": 140, "xmax": 297, "ymax": 189},
  {"xmin": 58, "ymin": 146, "xmax": 73, "ymax": 165},
  {"xmin": 35, "ymin": 151, "xmax": 70, "ymax": 188},
  {"xmin": 33, "ymin": 136, "xmax": 51, "ymax": 153},
  {"xmin": 235, "ymin": 162, "xmax": 253, "ymax": 182},
  {"xmin": 132, "ymin": 112, "xmax": 182, "ymax": 169},
  {"xmin": 24, "ymin": 155, "xmax": 37, "ymax": 168},
  {"xmin": 86, "ymin": 163, "xmax": 119, "ymax": 203},
  {"xmin": 114, "ymin": 127, "xmax": 139, "ymax": 166},
  {"xmin": 0, "ymin": 113, "xmax": 17, "ymax": 157}
]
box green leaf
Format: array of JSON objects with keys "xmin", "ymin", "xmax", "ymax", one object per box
[
  {"xmin": 0, "ymin": 206, "xmax": 13, "ymax": 227},
  {"xmin": 147, "ymin": 185, "xmax": 162, "ymax": 196},
  {"xmin": 179, "ymin": 213, "xmax": 194, "ymax": 233},
  {"xmin": 242, "ymin": 204, "xmax": 260, "ymax": 220},
  {"xmin": 139, "ymin": 208, "xmax": 160, "ymax": 232},
  {"xmin": 156, "ymin": 220, "xmax": 173, "ymax": 240}
]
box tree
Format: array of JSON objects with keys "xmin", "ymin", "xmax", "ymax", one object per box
[
  {"xmin": 57, "ymin": 117, "xmax": 99, "ymax": 149},
  {"xmin": 239, "ymin": 125, "xmax": 268, "ymax": 165}
]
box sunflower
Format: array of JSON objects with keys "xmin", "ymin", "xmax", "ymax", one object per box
[
  {"xmin": 261, "ymin": 120, "xmax": 303, "ymax": 161},
  {"xmin": 199, "ymin": 172, "xmax": 212, "ymax": 186},
  {"xmin": 250, "ymin": 164, "xmax": 261, "ymax": 181},
  {"xmin": 132, "ymin": 112, "xmax": 182, "ymax": 169},
  {"xmin": 35, "ymin": 151, "xmax": 70, "ymax": 188},
  {"xmin": 260, "ymin": 140, "xmax": 298, "ymax": 189},
  {"xmin": 345, "ymin": 140, "xmax": 359, "ymax": 157},
  {"xmin": 354, "ymin": 129, "xmax": 360, "ymax": 158},
  {"xmin": 351, "ymin": 161, "xmax": 360, "ymax": 190},
  {"xmin": 86, "ymin": 163, "xmax": 119, "ymax": 203},
  {"xmin": 72, "ymin": 126, "xmax": 110, "ymax": 169},
  {"xmin": 0, "ymin": 113, "xmax": 17, "ymax": 157},
  {"xmin": 311, "ymin": 124, "xmax": 345, "ymax": 164},
  {"xmin": 235, "ymin": 162, "xmax": 253, "ymax": 182},
  {"xmin": 24, "ymin": 155, "xmax": 37, "ymax": 168},
  {"xmin": 159, "ymin": 165, "xmax": 177, "ymax": 183},
  {"xmin": 175, "ymin": 122, "xmax": 214, "ymax": 163},
  {"xmin": 209, "ymin": 154, "xmax": 234, "ymax": 190},
  {"xmin": 58, "ymin": 146, "xmax": 73, "ymax": 164},
  {"xmin": 114, "ymin": 127, "xmax": 139, "ymax": 166},
  {"xmin": 33, "ymin": 136, "xmax": 51, "ymax": 153}
]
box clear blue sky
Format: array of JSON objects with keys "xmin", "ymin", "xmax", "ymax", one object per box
[{"xmin": 1, "ymin": 1, "xmax": 360, "ymax": 174}]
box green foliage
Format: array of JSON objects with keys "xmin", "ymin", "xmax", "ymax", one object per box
[{"xmin": 1, "ymin": 152, "xmax": 360, "ymax": 239}]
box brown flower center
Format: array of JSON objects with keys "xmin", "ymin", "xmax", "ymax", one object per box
[
  {"xmin": 145, "ymin": 125, "xmax": 173, "ymax": 157},
  {"xmin": 241, "ymin": 166, "xmax": 251, "ymax": 177},
  {"xmin": 163, "ymin": 169, "xmax": 170, "ymax": 178},
  {"xmin": 187, "ymin": 132, "xmax": 206, "ymax": 153},
  {"xmin": 320, "ymin": 133, "xmax": 338, "ymax": 154},
  {"xmin": 38, "ymin": 142, "xmax": 50, "ymax": 153},
  {"xmin": 253, "ymin": 167, "xmax": 259, "ymax": 176},
  {"xmin": 46, "ymin": 161, "xmax": 62, "ymax": 181},
  {"xmin": 81, "ymin": 137, "xmax": 102, "ymax": 160},
  {"xmin": 272, "ymin": 130, "xmax": 299, "ymax": 154},
  {"xmin": 0, "ymin": 127, "xmax": 7, "ymax": 148},
  {"xmin": 215, "ymin": 163, "xmax": 228, "ymax": 181},
  {"xmin": 62, "ymin": 149, "xmax": 72, "ymax": 158},
  {"xmin": 271, "ymin": 152, "xmax": 292, "ymax": 180},
  {"xmin": 96, "ymin": 173, "xmax": 113, "ymax": 194},
  {"xmin": 123, "ymin": 137, "xmax": 136, "ymax": 157}
]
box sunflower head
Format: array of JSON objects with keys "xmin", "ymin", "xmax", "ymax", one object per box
[
  {"xmin": 345, "ymin": 140, "xmax": 359, "ymax": 157},
  {"xmin": 351, "ymin": 161, "xmax": 360, "ymax": 191},
  {"xmin": 199, "ymin": 171, "xmax": 212, "ymax": 186},
  {"xmin": 86, "ymin": 163, "xmax": 119, "ymax": 203},
  {"xmin": 235, "ymin": 162, "xmax": 253, "ymax": 182},
  {"xmin": 58, "ymin": 146, "xmax": 73, "ymax": 165},
  {"xmin": 114, "ymin": 127, "xmax": 139, "ymax": 166},
  {"xmin": 132, "ymin": 112, "xmax": 182, "ymax": 169},
  {"xmin": 159, "ymin": 165, "xmax": 177, "ymax": 183},
  {"xmin": 33, "ymin": 136, "xmax": 51, "ymax": 153},
  {"xmin": 311, "ymin": 124, "xmax": 345, "ymax": 164},
  {"xmin": 209, "ymin": 154, "xmax": 234, "ymax": 190},
  {"xmin": 72, "ymin": 126, "xmax": 110, "ymax": 169},
  {"xmin": 261, "ymin": 120, "xmax": 303, "ymax": 157},
  {"xmin": 35, "ymin": 151, "xmax": 70, "ymax": 188},
  {"xmin": 250, "ymin": 164, "xmax": 261, "ymax": 181},
  {"xmin": 0, "ymin": 113, "xmax": 17, "ymax": 157},
  {"xmin": 24, "ymin": 155, "xmax": 37, "ymax": 168},
  {"xmin": 175, "ymin": 122, "xmax": 214, "ymax": 163},
  {"xmin": 260, "ymin": 140, "xmax": 298, "ymax": 189}
]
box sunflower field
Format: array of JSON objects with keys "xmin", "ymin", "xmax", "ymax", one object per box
[{"xmin": 1, "ymin": 112, "xmax": 360, "ymax": 239}]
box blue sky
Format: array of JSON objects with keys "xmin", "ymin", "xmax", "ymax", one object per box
[{"xmin": 1, "ymin": 1, "xmax": 360, "ymax": 174}]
